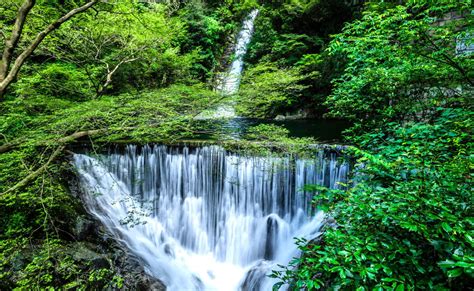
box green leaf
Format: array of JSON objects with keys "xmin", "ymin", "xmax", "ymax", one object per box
[
  {"xmin": 441, "ymin": 222, "xmax": 452, "ymax": 233},
  {"xmin": 447, "ymin": 268, "xmax": 463, "ymax": 278}
]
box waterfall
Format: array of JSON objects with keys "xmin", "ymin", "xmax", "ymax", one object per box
[
  {"xmin": 200, "ymin": 9, "xmax": 258, "ymax": 119},
  {"xmin": 219, "ymin": 9, "xmax": 259, "ymax": 95},
  {"xmin": 73, "ymin": 145, "xmax": 349, "ymax": 290}
]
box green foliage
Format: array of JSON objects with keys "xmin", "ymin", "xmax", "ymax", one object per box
[
  {"xmin": 274, "ymin": 108, "xmax": 473, "ymax": 289},
  {"xmin": 222, "ymin": 124, "xmax": 318, "ymax": 158},
  {"xmin": 237, "ymin": 62, "xmax": 307, "ymax": 118},
  {"xmin": 326, "ymin": 1, "xmax": 473, "ymax": 124},
  {"xmin": 271, "ymin": 34, "xmax": 322, "ymax": 66},
  {"xmin": 14, "ymin": 63, "xmax": 94, "ymax": 101},
  {"xmin": 49, "ymin": 2, "xmax": 194, "ymax": 92},
  {"xmin": 244, "ymin": 124, "xmax": 291, "ymax": 141},
  {"xmin": 0, "ymin": 142, "xmax": 119, "ymax": 289},
  {"xmin": 179, "ymin": 0, "xmax": 242, "ymax": 80},
  {"xmin": 242, "ymin": 0, "xmax": 355, "ymax": 117},
  {"xmin": 1, "ymin": 84, "xmax": 218, "ymax": 147},
  {"xmin": 1, "ymin": 238, "xmax": 123, "ymax": 290},
  {"xmin": 274, "ymin": 1, "xmax": 474, "ymax": 289},
  {"xmin": 1, "ymin": 0, "xmax": 243, "ymax": 97}
]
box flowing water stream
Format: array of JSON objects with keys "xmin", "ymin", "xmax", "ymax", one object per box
[
  {"xmin": 199, "ymin": 9, "xmax": 258, "ymax": 119},
  {"xmin": 73, "ymin": 145, "xmax": 349, "ymax": 290},
  {"xmin": 218, "ymin": 9, "xmax": 259, "ymax": 96}
]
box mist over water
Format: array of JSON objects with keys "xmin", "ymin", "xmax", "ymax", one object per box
[{"xmin": 73, "ymin": 145, "xmax": 349, "ymax": 290}]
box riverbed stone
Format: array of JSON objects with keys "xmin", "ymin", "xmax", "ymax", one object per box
[
  {"xmin": 241, "ymin": 260, "xmax": 274, "ymax": 291},
  {"xmin": 275, "ymin": 115, "xmax": 285, "ymax": 121}
]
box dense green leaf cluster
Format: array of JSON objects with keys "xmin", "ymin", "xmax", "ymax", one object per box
[
  {"xmin": 275, "ymin": 108, "xmax": 473, "ymax": 289},
  {"xmin": 237, "ymin": 62, "xmax": 308, "ymax": 117},
  {"xmin": 326, "ymin": 1, "xmax": 473, "ymax": 125},
  {"xmin": 274, "ymin": 1, "xmax": 473, "ymax": 289}
]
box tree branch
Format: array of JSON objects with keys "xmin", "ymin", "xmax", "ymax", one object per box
[
  {"xmin": 57, "ymin": 129, "xmax": 105, "ymax": 143},
  {"xmin": 1, "ymin": 144, "xmax": 64, "ymax": 196},
  {"xmin": 97, "ymin": 57, "xmax": 139, "ymax": 96},
  {"xmin": 0, "ymin": 0, "xmax": 35, "ymax": 82},
  {"xmin": 420, "ymin": 31, "xmax": 474, "ymax": 87},
  {"xmin": 0, "ymin": 127, "xmax": 110, "ymax": 195},
  {"xmin": 0, "ymin": 0, "xmax": 99, "ymax": 97},
  {"xmin": 0, "ymin": 141, "xmax": 21, "ymax": 154},
  {"xmin": 0, "ymin": 128, "xmax": 106, "ymax": 155}
]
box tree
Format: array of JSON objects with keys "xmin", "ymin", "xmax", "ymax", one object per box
[
  {"xmin": 48, "ymin": 2, "xmax": 190, "ymax": 95},
  {"xmin": 0, "ymin": 0, "xmax": 99, "ymax": 97},
  {"xmin": 325, "ymin": 1, "xmax": 473, "ymax": 125}
]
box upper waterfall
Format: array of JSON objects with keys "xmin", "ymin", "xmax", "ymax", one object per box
[
  {"xmin": 219, "ymin": 9, "xmax": 259, "ymax": 95},
  {"xmin": 199, "ymin": 9, "xmax": 259, "ymax": 119},
  {"xmin": 73, "ymin": 145, "xmax": 349, "ymax": 290}
]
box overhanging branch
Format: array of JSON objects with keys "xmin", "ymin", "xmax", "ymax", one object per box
[{"xmin": 0, "ymin": 0, "xmax": 99, "ymax": 97}]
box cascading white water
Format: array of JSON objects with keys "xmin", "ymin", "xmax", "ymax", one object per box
[
  {"xmin": 201, "ymin": 9, "xmax": 258, "ymax": 119},
  {"xmin": 219, "ymin": 9, "xmax": 259, "ymax": 95},
  {"xmin": 73, "ymin": 145, "xmax": 349, "ymax": 290}
]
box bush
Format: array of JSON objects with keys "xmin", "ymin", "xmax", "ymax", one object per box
[
  {"xmin": 274, "ymin": 108, "xmax": 473, "ymax": 289},
  {"xmin": 14, "ymin": 63, "xmax": 94, "ymax": 101},
  {"xmin": 236, "ymin": 62, "xmax": 307, "ymax": 118}
]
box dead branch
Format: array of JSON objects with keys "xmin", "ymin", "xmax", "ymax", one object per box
[{"xmin": 97, "ymin": 57, "xmax": 139, "ymax": 95}]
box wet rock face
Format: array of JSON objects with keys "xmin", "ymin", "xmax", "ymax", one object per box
[
  {"xmin": 66, "ymin": 242, "xmax": 110, "ymax": 269},
  {"xmin": 264, "ymin": 215, "xmax": 279, "ymax": 260},
  {"xmin": 240, "ymin": 260, "xmax": 274, "ymax": 291},
  {"xmin": 137, "ymin": 276, "xmax": 167, "ymax": 291},
  {"xmin": 72, "ymin": 216, "xmax": 95, "ymax": 240},
  {"xmin": 116, "ymin": 250, "xmax": 166, "ymax": 291},
  {"xmin": 274, "ymin": 109, "xmax": 311, "ymax": 121}
]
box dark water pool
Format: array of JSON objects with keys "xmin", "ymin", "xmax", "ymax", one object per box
[{"xmin": 193, "ymin": 118, "xmax": 351, "ymax": 143}]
